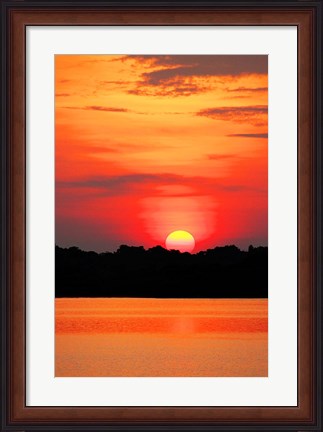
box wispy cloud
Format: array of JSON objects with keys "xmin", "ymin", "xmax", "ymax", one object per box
[
  {"xmin": 62, "ymin": 105, "xmax": 153, "ymax": 115},
  {"xmin": 128, "ymin": 82, "xmax": 205, "ymax": 98},
  {"xmin": 100, "ymin": 80, "xmax": 133, "ymax": 86},
  {"xmin": 84, "ymin": 145, "xmax": 120, "ymax": 154},
  {"xmin": 227, "ymin": 86, "xmax": 268, "ymax": 93},
  {"xmin": 57, "ymin": 144, "xmax": 121, "ymax": 155},
  {"xmin": 196, "ymin": 105, "xmax": 268, "ymax": 126},
  {"xmin": 85, "ymin": 106, "xmax": 129, "ymax": 113},
  {"xmin": 59, "ymin": 173, "xmax": 182, "ymax": 188},
  {"xmin": 57, "ymin": 172, "xmax": 266, "ymax": 196},
  {"xmin": 227, "ymin": 133, "xmax": 268, "ymax": 139},
  {"xmin": 207, "ymin": 154, "xmax": 237, "ymax": 160},
  {"xmin": 57, "ymin": 79, "xmax": 71, "ymax": 84}
]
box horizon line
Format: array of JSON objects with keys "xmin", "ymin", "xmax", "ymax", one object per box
[{"xmin": 55, "ymin": 243, "xmax": 268, "ymax": 255}]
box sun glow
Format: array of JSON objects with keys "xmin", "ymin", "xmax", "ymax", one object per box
[{"xmin": 165, "ymin": 230, "xmax": 195, "ymax": 253}]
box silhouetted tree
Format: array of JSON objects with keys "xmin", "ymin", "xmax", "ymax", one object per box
[{"xmin": 55, "ymin": 244, "xmax": 268, "ymax": 298}]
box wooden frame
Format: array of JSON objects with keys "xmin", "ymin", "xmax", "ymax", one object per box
[{"xmin": 0, "ymin": 1, "xmax": 322, "ymax": 430}]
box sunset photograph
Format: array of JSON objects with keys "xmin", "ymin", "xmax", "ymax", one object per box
[{"xmin": 55, "ymin": 54, "xmax": 268, "ymax": 377}]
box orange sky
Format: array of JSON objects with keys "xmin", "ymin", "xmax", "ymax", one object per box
[{"xmin": 55, "ymin": 55, "xmax": 268, "ymax": 252}]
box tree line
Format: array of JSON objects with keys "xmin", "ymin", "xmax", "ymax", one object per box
[{"xmin": 55, "ymin": 244, "xmax": 268, "ymax": 298}]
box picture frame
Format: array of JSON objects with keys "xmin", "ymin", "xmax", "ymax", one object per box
[{"xmin": 0, "ymin": 0, "xmax": 322, "ymax": 430}]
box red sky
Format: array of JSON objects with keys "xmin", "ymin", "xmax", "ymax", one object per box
[{"xmin": 55, "ymin": 55, "xmax": 268, "ymax": 252}]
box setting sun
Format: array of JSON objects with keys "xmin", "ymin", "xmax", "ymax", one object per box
[{"xmin": 165, "ymin": 230, "xmax": 195, "ymax": 253}]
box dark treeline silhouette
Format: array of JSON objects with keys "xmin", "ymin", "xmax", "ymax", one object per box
[{"xmin": 55, "ymin": 244, "xmax": 268, "ymax": 298}]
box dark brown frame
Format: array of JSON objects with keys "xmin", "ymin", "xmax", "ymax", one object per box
[{"xmin": 1, "ymin": 1, "xmax": 322, "ymax": 431}]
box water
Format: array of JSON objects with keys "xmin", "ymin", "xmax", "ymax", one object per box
[{"xmin": 55, "ymin": 298, "xmax": 268, "ymax": 377}]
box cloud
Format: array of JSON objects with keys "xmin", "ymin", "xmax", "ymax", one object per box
[
  {"xmin": 207, "ymin": 154, "xmax": 237, "ymax": 160},
  {"xmin": 122, "ymin": 55, "xmax": 267, "ymax": 97},
  {"xmin": 101, "ymin": 80, "xmax": 133, "ymax": 86},
  {"xmin": 128, "ymin": 83, "xmax": 204, "ymax": 97},
  {"xmin": 125, "ymin": 55, "xmax": 267, "ymax": 78},
  {"xmin": 81, "ymin": 106, "xmax": 129, "ymax": 113},
  {"xmin": 62, "ymin": 106, "xmax": 129, "ymax": 113},
  {"xmin": 62, "ymin": 105, "xmax": 151, "ymax": 115},
  {"xmin": 226, "ymin": 86, "xmax": 268, "ymax": 99},
  {"xmin": 63, "ymin": 173, "xmax": 182, "ymax": 188},
  {"xmin": 227, "ymin": 133, "xmax": 268, "ymax": 139},
  {"xmin": 196, "ymin": 105, "xmax": 268, "ymax": 126},
  {"xmin": 57, "ymin": 173, "xmax": 183, "ymax": 196},
  {"xmin": 63, "ymin": 142, "xmax": 178, "ymax": 158},
  {"xmin": 57, "ymin": 172, "xmax": 266, "ymax": 196},
  {"xmin": 84, "ymin": 145, "xmax": 120, "ymax": 154},
  {"xmin": 227, "ymin": 87, "xmax": 268, "ymax": 93},
  {"xmin": 58, "ymin": 144, "xmax": 121, "ymax": 155}
]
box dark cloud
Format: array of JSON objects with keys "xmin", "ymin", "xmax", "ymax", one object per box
[
  {"xmin": 101, "ymin": 80, "xmax": 132, "ymax": 85},
  {"xmin": 122, "ymin": 55, "xmax": 267, "ymax": 97},
  {"xmin": 57, "ymin": 173, "xmax": 183, "ymax": 196},
  {"xmin": 227, "ymin": 86, "xmax": 268, "ymax": 93},
  {"xmin": 196, "ymin": 105, "xmax": 268, "ymax": 125},
  {"xmin": 126, "ymin": 55, "xmax": 267, "ymax": 79},
  {"xmin": 81, "ymin": 106, "xmax": 129, "ymax": 113},
  {"xmin": 57, "ymin": 172, "xmax": 266, "ymax": 196},
  {"xmin": 62, "ymin": 106, "xmax": 151, "ymax": 115},
  {"xmin": 60, "ymin": 173, "xmax": 182, "ymax": 188},
  {"xmin": 227, "ymin": 133, "xmax": 268, "ymax": 139},
  {"xmin": 57, "ymin": 79, "xmax": 71, "ymax": 83},
  {"xmin": 226, "ymin": 86, "xmax": 268, "ymax": 99},
  {"xmin": 58, "ymin": 144, "xmax": 121, "ymax": 155},
  {"xmin": 62, "ymin": 105, "xmax": 130, "ymax": 113},
  {"xmin": 128, "ymin": 83, "xmax": 204, "ymax": 98}
]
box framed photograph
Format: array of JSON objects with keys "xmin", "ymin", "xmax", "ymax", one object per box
[{"xmin": 0, "ymin": 1, "xmax": 322, "ymax": 431}]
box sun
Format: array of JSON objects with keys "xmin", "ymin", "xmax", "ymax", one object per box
[{"xmin": 165, "ymin": 230, "xmax": 195, "ymax": 253}]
